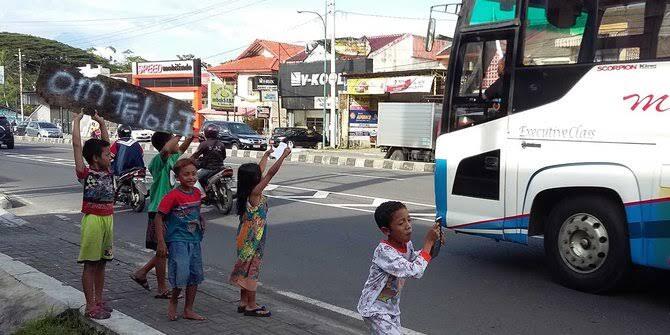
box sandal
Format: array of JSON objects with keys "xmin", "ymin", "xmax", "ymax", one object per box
[
  {"xmin": 237, "ymin": 305, "xmax": 246, "ymax": 313},
  {"xmin": 85, "ymin": 306, "xmax": 111, "ymax": 320},
  {"xmin": 244, "ymin": 306, "xmax": 271, "ymax": 317},
  {"xmin": 130, "ymin": 274, "xmax": 151, "ymax": 291},
  {"xmin": 155, "ymin": 291, "xmax": 184, "ymax": 299}
]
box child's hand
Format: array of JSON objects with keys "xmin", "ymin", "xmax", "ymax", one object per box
[
  {"xmin": 281, "ymin": 147, "xmax": 292, "ymax": 158},
  {"xmin": 425, "ymin": 223, "xmax": 440, "ymax": 244},
  {"xmin": 91, "ymin": 111, "xmax": 105, "ymax": 124},
  {"xmin": 265, "ymin": 146, "xmax": 275, "ymax": 156},
  {"xmin": 157, "ymin": 242, "xmax": 168, "ymax": 258},
  {"xmin": 73, "ymin": 110, "xmax": 85, "ymax": 122}
]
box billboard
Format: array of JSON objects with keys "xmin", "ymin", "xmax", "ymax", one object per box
[
  {"xmin": 347, "ymin": 76, "xmax": 434, "ymax": 95},
  {"xmin": 211, "ymin": 83, "xmax": 235, "ymax": 109},
  {"xmin": 134, "ymin": 60, "xmax": 197, "ymax": 75}
]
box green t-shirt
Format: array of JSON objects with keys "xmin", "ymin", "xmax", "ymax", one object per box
[{"xmin": 148, "ymin": 153, "xmax": 180, "ymax": 213}]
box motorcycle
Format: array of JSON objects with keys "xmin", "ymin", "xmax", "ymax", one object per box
[
  {"xmin": 115, "ymin": 167, "xmax": 148, "ymax": 212},
  {"xmin": 200, "ymin": 167, "xmax": 234, "ymax": 215}
]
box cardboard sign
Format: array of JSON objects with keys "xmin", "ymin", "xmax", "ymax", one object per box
[{"xmin": 36, "ymin": 64, "xmax": 195, "ymax": 136}]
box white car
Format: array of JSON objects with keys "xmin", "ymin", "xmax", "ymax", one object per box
[{"xmin": 131, "ymin": 128, "xmax": 154, "ymax": 142}]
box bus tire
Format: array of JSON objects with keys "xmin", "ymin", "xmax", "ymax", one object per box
[{"xmin": 544, "ymin": 194, "xmax": 631, "ymax": 293}]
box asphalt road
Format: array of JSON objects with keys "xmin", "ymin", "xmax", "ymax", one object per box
[{"xmin": 2, "ymin": 142, "xmax": 670, "ymax": 334}]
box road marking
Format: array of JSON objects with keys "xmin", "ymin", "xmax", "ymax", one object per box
[
  {"xmin": 331, "ymin": 172, "xmax": 405, "ymax": 181},
  {"xmin": 272, "ymin": 289, "xmax": 426, "ymax": 335}
]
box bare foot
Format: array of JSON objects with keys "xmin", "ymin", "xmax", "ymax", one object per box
[
  {"xmin": 168, "ymin": 299, "xmax": 178, "ymax": 321},
  {"xmin": 183, "ymin": 310, "xmax": 206, "ymax": 321}
]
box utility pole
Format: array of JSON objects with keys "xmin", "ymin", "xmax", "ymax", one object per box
[
  {"xmin": 328, "ymin": 0, "xmax": 337, "ymax": 148},
  {"xmin": 18, "ymin": 48, "xmax": 24, "ymax": 122}
]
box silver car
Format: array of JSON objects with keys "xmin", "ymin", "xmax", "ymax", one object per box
[{"xmin": 26, "ymin": 121, "xmax": 63, "ymax": 138}]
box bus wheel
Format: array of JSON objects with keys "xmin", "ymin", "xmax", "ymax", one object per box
[{"xmin": 545, "ymin": 195, "xmax": 630, "ymax": 293}]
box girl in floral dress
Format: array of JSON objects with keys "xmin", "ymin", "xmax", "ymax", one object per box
[{"xmin": 230, "ymin": 146, "xmax": 291, "ymax": 317}]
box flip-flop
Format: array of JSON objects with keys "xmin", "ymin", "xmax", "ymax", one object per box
[
  {"xmin": 237, "ymin": 306, "xmax": 246, "ymax": 313},
  {"xmin": 155, "ymin": 291, "xmax": 184, "ymax": 299},
  {"xmin": 130, "ymin": 274, "xmax": 151, "ymax": 291},
  {"xmin": 244, "ymin": 306, "xmax": 271, "ymax": 317}
]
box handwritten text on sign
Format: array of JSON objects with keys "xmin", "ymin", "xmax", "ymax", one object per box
[{"xmin": 36, "ymin": 65, "xmax": 195, "ymax": 136}]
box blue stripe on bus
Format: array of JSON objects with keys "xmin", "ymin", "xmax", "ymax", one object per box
[{"xmin": 434, "ymin": 159, "xmax": 447, "ymax": 227}]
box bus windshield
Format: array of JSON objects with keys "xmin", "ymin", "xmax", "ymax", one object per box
[{"xmin": 466, "ymin": 0, "xmax": 517, "ymax": 26}]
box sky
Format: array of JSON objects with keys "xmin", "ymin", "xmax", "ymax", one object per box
[{"xmin": 0, "ymin": 0, "xmax": 458, "ymax": 65}]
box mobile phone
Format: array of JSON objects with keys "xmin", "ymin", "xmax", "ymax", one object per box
[{"xmin": 430, "ymin": 217, "xmax": 443, "ymax": 258}]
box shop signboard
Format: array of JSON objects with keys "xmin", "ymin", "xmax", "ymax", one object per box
[
  {"xmin": 347, "ymin": 76, "xmax": 434, "ymax": 95},
  {"xmin": 350, "ymin": 96, "xmax": 378, "ymax": 112},
  {"xmin": 211, "ymin": 83, "xmax": 235, "ymax": 109},
  {"xmin": 135, "ymin": 60, "xmax": 197, "ymax": 75},
  {"xmin": 335, "ymin": 38, "xmax": 371, "ymax": 57},
  {"xmin": 314, "ymin": 97, "xmax": 339, "ymax": 109},
  {"xmin": 36, "ymin": 64, "xmax": 196, "ymax": 136},
  {"xmin": 252, "ymin": 76, "xmax": 278, "ymax": 91},
  {"xmin": 262, "ymin": 91, "xmax": 278, "ymax": 102},
  {"xmin": 349, "ymin": 110, "xmax": 378, "ymax": 124},
  {"xmin": 279, "ymin": 59, "xmax": 373, "ymax": 98},
  {"xmin": 256, "ymin": 106, "xmax": 270, "ymax": 118}
]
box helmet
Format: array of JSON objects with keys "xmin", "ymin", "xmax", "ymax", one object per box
[
  {"xmin": 117, "ymin": 125, "xmax": 132, "ymax": 138},
  {"xmin": 204, "ymin": 124, "xmax": 219, "ymax": 139}
]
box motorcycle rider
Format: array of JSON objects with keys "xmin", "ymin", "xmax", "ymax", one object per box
[
  {"xmin": 111, "ymin": 125, "xmax": 145, "ymax": 176},
  {"xmin": 191, "ymin": 124, "xmax": 226, "ymax": 187}
]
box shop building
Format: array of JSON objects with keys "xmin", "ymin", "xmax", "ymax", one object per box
[
  {"xmin": 132, "ymin": 59, "xmax": 203, "ymax": 128},
  {"xmin": 278, "ymin": 59, "xmax": 372, "ymax": 137},
  {"xmin": 208, "ymin": 39, "xmax": 303, "ymax": 134}
]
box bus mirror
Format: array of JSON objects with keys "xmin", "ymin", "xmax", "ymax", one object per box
[
  {"xmin": 546, "ymin": 0, "xmax": 584, "ymax": 29},
  {"xmin": 425, "ymin": 18, "xmax": 437, "ymax": 52},
  {"xmin": 500, "ymin": 0, "xmax": 515, "ymax": 11}
]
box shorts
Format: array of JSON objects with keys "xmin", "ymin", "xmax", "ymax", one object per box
[
  {"xmin": 363, "ymin": 314, "xmax": 402, "ymax": 335},
  {"xmin": 78, "ymin": 214, "xmax": 114, "ymax": 263},
  {"xmin": 145, "ymin": 212, "xmax": 166, "ymax": 251},
  {"xmin": 168, "ymin": 241, "xmax": 204, "ymax": 289}
]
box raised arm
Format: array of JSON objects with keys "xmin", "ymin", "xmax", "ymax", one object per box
[
  {"xmin": 179, "ymin": 135, "xmax": 194, "ymax": 154},
  {"xmin": 258, "ymin": 147, "xmax": 274, "ymax": 172},
  {"xmin": 161, "ymin": 135, "xmax": 181, "ymax": 159},
  {"xmin": 91, "ymin": 111, "xmax": 109, "ymax": 143},
  {"xmin": 251, "ymin": 147, "xmax": 290, "ymax": 197},
  {"xmin": 72, "ymin": 111, "xmax": 86, "ymax": 174}
]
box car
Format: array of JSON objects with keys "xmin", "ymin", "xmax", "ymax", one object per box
[
  {"xmin": 0, "ymin": 116, "xmax": 15, "ymax": 149},
  {"xmin": 269, "ymin": 127, "xmax": 326, "ymax": 149},
  {"xmin": 130, "ymin": 128, "xmax": 153, "ymax": 142},
  {"xmin": 199, "ymin": 121, "xmax": 267, "ymax": 151},
  {"xmin": 25, "ymin": 121, "xmax": 63, "ymax": 138}
]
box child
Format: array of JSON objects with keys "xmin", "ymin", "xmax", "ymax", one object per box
[
  {"xmin": 131, "ymin": 132, "xmax": 193, "ymax": 298},
  {"xmin": 229, "ymin": 146, "xmax": 291, "ymax": 317},
  {"xmin": 357, "ymin": 201, "xmax": 441, "ymax": 335},
  {"xmin": 72, "ymin": 110, "xmax": 114, "ymax": 320},
  {"xmin": 155, "ymin": 158, "xmax": 205, "ymax": 321}
]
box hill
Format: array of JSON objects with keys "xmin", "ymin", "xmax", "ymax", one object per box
[{"xmin": 0, "ymin": 32, "xmax": 120, "ymax": 113}]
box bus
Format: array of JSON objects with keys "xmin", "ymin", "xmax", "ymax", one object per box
[{"xmin": 433, "ymin": 0, "xmax": 670, "ymax": 293}]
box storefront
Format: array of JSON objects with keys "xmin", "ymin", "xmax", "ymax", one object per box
[
  {"xmin": 132, "ymin": 59, "xmax": 202, "ymax": 129},
  {"xmin": 342, "ymin": 69, "xmax": 445, "ymax": 148},
  {"xmin": 279, "ymin": 59, "xmax": 372, "ymax": 138}
]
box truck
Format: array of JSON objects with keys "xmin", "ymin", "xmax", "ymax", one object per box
[{"xmin": 377, "ymin": 102, "xmax": 441, "ymax": 162}]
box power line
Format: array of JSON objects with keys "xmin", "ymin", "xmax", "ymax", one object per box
[
  {"xmin": 3, "ymin": 14, "xmax": 171, "ymax": 24},
  {"xmin": 337, "ymin": 10, "xmax": 456, "ymax": 21}
]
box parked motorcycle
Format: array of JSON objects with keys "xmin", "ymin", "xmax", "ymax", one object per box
[
  {"xmin": 201, "ymin": 167, "xmax": 234, "ymax": 214},
  {"xmin": 115, "ymin": 167, "xmax": 148, "ymax": 212}
]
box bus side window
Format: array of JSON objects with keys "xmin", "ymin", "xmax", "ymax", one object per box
[{"xmin": 595, "ymin": 2, "xmax": 645, "ymax": 62}]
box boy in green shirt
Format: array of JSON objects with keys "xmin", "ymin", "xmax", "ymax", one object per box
[{"xmin": 131, "ymin": 132, "xmax": 193, "ymax": 298}]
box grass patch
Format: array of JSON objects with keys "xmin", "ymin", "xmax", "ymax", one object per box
[{"xmin": 14, "ymin": 310, "xmax": 102, "ymax": 335}]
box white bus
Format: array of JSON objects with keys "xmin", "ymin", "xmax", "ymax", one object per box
[{"xmin": 435, "ymin": 0, "xmax": 670, "ymax": 292}]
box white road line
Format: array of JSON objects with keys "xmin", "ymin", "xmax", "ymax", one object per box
[
  {"xmin": 269, "ymin": 184, "xmax": 435, "ymax": 209},
  {"xmin": 273, "ymin": 289, "xmax": 426, "ymax": 335},
  {"xmin": 331, "ymin": 172, "xmax": 405, "ymax": 181},
  {"xmin": 0, "ymin": 252, "xmax": 165, "ymax": 335}
]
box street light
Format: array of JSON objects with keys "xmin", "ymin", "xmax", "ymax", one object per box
[{"xmin": 297, "ymin": 8, "xmax": 328, "ymax": 148}]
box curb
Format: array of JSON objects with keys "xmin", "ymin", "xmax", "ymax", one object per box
[{"xmin": 15, "ymin": 136, "xmax": 435, "ymax": 173}]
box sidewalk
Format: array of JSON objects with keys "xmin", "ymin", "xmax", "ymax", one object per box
[
  {"xmin": 14, "ymin": 136, "xmax": 435, "ymax": 173},
  {"xmin": 0, "ymin": 208, "xmax": 366, "ymax": 335}
]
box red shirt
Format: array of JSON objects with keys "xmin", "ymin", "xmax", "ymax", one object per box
[{"xmin": 76, "ymin": 167, "xmax": 115, "ymax": 216}]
